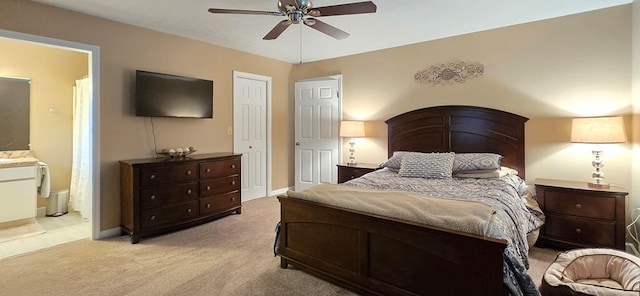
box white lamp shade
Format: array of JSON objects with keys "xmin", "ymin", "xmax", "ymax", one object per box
[
  {"xmin": 340, "ymin": 121, "xmax": 365, "ymax": 138},
  {"xmin": 570, "ymin": 116, "xmax": 627, "ymax": 144}
]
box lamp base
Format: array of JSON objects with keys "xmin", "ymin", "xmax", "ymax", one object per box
[{"xmin": 588, "ymin": 182, "xmax": 610, "ymax": 189}]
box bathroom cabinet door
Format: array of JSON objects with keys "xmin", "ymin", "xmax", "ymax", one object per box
[{"xmin": 0, "ymin": 165, "xmax": 37, "ymax": 224}]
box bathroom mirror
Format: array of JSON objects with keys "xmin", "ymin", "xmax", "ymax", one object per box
[{"xmin": 0, "ymin": 77, "xmax": 30, "ymax": 151}]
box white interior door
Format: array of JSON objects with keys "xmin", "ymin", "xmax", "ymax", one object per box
[
  {"xmin": 294, "ymin": 76, "xmax": 341, "ymax": 191},
  {"xmin": 233, "ymin": 71, "xmax": 270, "ymax": 201}
]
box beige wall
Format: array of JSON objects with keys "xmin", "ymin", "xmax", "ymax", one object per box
[
  {"xmin": 0, "ymin": 38, "xmax": 87, "ymax": 208},
  {"xmin": 294, "ymin": 6, "xmax": 634, "ymax": 197},
  {"xmin": 632, "ymin": 1, "xmax": 640, "ymax": 219},
  {"xmin": 0, "ymin": 0, "xmax": 293, "ymax": 231}
]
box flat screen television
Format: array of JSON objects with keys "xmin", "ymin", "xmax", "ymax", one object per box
[{"xmin": 135, "ymin": 70, "xmax": 213, "ymax": 118}]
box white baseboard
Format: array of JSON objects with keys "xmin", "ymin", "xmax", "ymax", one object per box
[
  {"xmin": 626, "ymin": 243, "xmax": 640, "ymax": 257},
  {"xmin": 270, "ymin": 187, "xmax": 292, "ymax": 197},
  {"xmin": 99, "ymin": 227, "xmax": 121, "ymax": 239}
]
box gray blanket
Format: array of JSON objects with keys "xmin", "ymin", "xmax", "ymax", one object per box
[{"xmin": 341, "ymin": 168, "xmax": 544, "ymax": 296}]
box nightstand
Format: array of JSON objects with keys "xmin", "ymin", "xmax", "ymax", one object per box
[
  {"xmin": 535, "ymin": 178, "xmax": 628, "ymax": 250},
  {"xmin": 337, "ymin": 163, "xmax": 378, "ymax": 184}
]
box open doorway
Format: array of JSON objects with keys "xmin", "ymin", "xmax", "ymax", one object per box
[{"xmin": 0, "ymin": 28, "xmax": 100, "ymax": 258}]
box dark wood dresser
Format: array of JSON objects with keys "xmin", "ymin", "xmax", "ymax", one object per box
[
  {"xmin": 120, "ymin": 153, "xmax": 241, "ymax": 243},
  {"xmin": 535, "ymin": 178, "xmax": 627, "ymax": 250},
  {"xmin": 337, "ymin": 163, "xmax": 378, "ymax": 184}
]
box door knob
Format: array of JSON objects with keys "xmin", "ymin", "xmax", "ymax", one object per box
[{"xmin": 295, "ymin": 142, "xmax": 300, "ymax": 146}]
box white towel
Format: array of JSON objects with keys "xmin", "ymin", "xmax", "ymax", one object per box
[{"xmin": 38, "ymin": 161, "xmax": 50, "ymax": 198}]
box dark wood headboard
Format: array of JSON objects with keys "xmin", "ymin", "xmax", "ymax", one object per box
[{"xmin": 385, "ymin": 105, "xmax": 529, "ymax": 179}]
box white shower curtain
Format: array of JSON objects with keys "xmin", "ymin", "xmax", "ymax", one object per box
[{"xmin": 70, "ymin": 77, "xmax": 92, "ymax": 220}]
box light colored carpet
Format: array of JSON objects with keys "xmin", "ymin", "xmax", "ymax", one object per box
[
  {"xmin": 0, "ymin": 196, "xmax": 557, "ymax": 295},
  {"xmin": 0, "ymin": 218, "xmax": 46, "ymax": 243}
]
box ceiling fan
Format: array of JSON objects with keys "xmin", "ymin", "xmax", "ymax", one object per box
[{"xmin": 208, "ymin": 0, "xmax": 377, "ymax": 40}]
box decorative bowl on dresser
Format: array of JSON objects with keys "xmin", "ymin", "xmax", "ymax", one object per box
[
  {"xmin": 535, "ymin": 178, "xmax": 628, "ymax": 250},
  {"xmin": 120, "ymin": 153, "xmax": 241, "ymax": 243},
  {"xmin": 337, "ymin": 162, "xmax": 379, "ymax": 184}
]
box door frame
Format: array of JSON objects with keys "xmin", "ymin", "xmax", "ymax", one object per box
[
  {"xmin": 0, "ymin": 28, "xmax": 101, "ymax": 239},
  {"xmin": 232, "ymin": 71, "xmax": 272, "ymax": 198}
]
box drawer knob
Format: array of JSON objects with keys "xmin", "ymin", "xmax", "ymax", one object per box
[
  {"xmin": 186, "ymin": 170, "xmax": 192, "ymax": 176},
  {"xmin": 186, "ymin": 189, "xmax": 192, "ymax": 194},
  {"xmin": 150, "ymin": 215, "xmax": 156, "ymax": 221},
  {"xmin": 206, "ymin": 203, "xmax": 211, "ymax": 209},
  {"xmin": 231, "ymin": 164, "xmax": 236, "ymax": 169},
  {"xmin": 149, "ymin": 174, "xmax": 156, "ymax": 180},
  {"xmin": 575, "ymin": 203, "xmax": 582, "ymax": 209},
  {"xmin": 231, "ymin": 197, "xmax": 236, "ymax": 202},
  {"xmin": 150, "ymin": 195, "xmax": 156, "ymax": 201},
  {"xmin": 231, "ymin": 181, "xmax": 236, "ymax": 185},
  {"xmin": 206, "ymin": 185, "xmax": 211, "ymax": 191},
  {"xmin": 575, "ymin": 228, "xmax": 582, "ymax": 234},
  {"xmin": 206, "ymin": 168, "xmax": 211, "ymax": 173},
  {"xmin": 187, "ymin": 208, "xmax": 192, "ymax": 213}
]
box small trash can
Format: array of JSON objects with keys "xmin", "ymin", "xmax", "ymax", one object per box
[{"xmin": 46, "ymin": 189, "xmax": 69, "ymax": 217}]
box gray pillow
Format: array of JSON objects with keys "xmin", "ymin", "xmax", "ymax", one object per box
[
  {"xmin": 453, "ymin": 153, "xmax": 503, "ymax": 172},
  {"xmin": 398, "ymin": 152, "xmax": 455, "ymax": 178},
  {"xmin": 379, "ymin": 151, "xmax": 408, "ymax": 170}
]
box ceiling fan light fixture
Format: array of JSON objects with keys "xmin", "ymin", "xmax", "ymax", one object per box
[{"xmin": 290, "ymin": 11, "xmax": 303, "ymax": 23}]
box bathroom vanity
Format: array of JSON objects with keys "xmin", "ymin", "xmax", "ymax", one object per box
[{"xmin": 0, "ymin": 158, "xmax": 38, "ymax": 224}]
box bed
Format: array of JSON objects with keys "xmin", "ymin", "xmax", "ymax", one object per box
[{"xmin": 277, "ymin": 105, "xmax": 545, "ymax": 296}]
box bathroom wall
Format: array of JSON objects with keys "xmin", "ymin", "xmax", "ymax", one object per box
[{"xmin": 0, "ymin": 38, "xmax": 88, "ymax": 207}]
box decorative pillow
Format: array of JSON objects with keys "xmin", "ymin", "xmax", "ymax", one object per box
[
  {"xmin": 379, "ymin": 151, "xmax": 409, "ymax": 170},
  {"xmin": 454, "ymin": 166, "xmax": 519, "ymax": 179},
  {"xmin": 454, "ymin": 169, "xmax": 503, "ymax": 179},
  {"xmin": 398, "ymin": 152, "xmax": 455, "ymax": 178},
  {"xmin": 452, "ymin": 153, "xmax": 503, "ymax": 172}
]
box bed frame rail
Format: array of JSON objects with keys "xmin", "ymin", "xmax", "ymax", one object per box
[{"xmin": 278, "ymin": 195, "xmax": 507, "ymax": 296}]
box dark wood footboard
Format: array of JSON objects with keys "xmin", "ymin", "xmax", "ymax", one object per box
[{"xmin": 277, "ymin": 195, "xmax": 507, "ymax": 296}]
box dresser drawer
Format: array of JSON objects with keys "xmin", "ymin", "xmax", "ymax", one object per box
[
  {"xmin": 200, "ymin": 192, "xmax": 241, "ymax": 215},
  {"xmin": 140, "ymin": 182, "xmax": 198, "ymax": 209},
  {"xmin": 545, "ymin": 214, "xmax": 616, "ymax": 247},
  {"xmin": 200, "ymin": 158, "xmax": 240, "ymax": 179},
  {"xmin": 140, "ymin": 200, "xmax": 199, "ymax": 228},
  {"xmin": 545, "ymin": 191, "xmax": 615, "ymax": 220},
  {"xmin": 199, "ymin": 175, "xmax": 240, "ymax": 197},
  {"xmin": 139, "ymin": 164, "xmax": 198, "ymax": 186}
]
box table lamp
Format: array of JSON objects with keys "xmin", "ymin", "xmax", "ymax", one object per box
[
  {"xmin": 570, "ymin": 116, "xmax": 626, "ymax": 188},
  {"xmin": 340, "ymin": 121, "xmax": 365, "ymax": 165}
]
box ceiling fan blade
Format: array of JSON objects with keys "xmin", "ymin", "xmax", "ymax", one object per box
[
  {"xmin": 263, "ymin": 20, "xmax": 293, "ymax": 40},
  {"xmin": 208, "ymin": 8, "xmax": 283, "ymax": 16},
  {"xmin": 304, "ymin": 18, "xmax": 349, "ymax": 40},
  {"xmin": 311, "ymin": 1, "xmax": 377, "ymax": 17}
]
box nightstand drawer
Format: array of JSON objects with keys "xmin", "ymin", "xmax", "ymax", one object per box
[
  {"xmin": 337, "ymin": 163, "xmax": 379, "ymax": 184},
  {"xmin": 545, "ymin": 214, "xmax": 616, "ymax": 247},
  {"xmin": 545, "ymin": 191, "xmax": 615, "ymax": 220}
]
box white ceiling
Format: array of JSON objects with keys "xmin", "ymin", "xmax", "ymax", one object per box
[{"xmin": 30, "ymin": 0, "xmax": 631, "ymax": 64}]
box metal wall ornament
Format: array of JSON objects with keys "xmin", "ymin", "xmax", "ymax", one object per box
[{"xmin": 415, "ymin": 61, "xmax": 485, "ymax": 86}]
